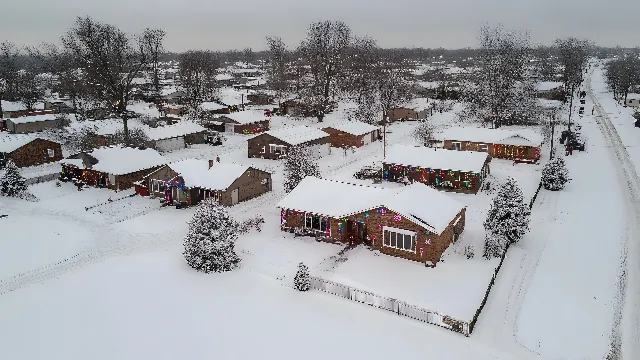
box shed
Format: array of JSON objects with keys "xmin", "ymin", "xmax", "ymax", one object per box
[
  {"xmin": 322, "ymin": 121, "xmax": 381, "ymax": 148},
  {"xmin": 145, "ymin": 121, "xmax": 207, "ymax": 152},
  {"xmin": 5, "ymin": 114, "xmax": 62, "ymax": 134},
  {"xmin": 247, "ymin": 125, "xmax": 331, "ymax": 160}
]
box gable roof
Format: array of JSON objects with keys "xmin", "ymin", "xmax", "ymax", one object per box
[
  {"xmin": 325, "ymin": 121, "xmax": 379, "ymax": 136},
  {"xmin": 61, "ymin": 146, "xmax": 167, "ymax": 175},
  {"xmin": 145, "ymin": 121, "xmax": 206, "ymax": 141},
  {"xmin": 0, "ymin": 135, "xmax": 38, "ymax": 153},
  {"xmin": 222, "ymin": 110, "xmax": 267, "ymax": 125},
  {"xmin": 385, "ymin": 145, "xmax": 490, "ymax": 173},
  {"xmin": 262, "ymin": 125, "xmax": 329, "ymax": 146},
  {"xmin": 438, "ymin": 127, "xmax": 543, "ymax": 147},
  {"xmin": 6, "ymin": 114, "xmax": 57, "ymax": 124},
  {"xmin": 276, "ymin": 177, "xmax": 464, "ymax": 234},
  {"xmin": 167, "ymin": 159, "xmax": 249, "ymax": 191}
]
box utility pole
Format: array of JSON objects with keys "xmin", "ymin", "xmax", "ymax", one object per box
[
  {"xmin": 567, "ymin": 84, "xmax": 575, "ymax": 131},
  {"xmin": 549, "ymin": 113, "xmax": 556, "ymax": 158}
]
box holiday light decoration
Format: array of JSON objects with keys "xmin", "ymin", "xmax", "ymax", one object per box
[
  {"xmin": 281, "ymin": 209, "xmax": 287, "ymax": 225},
  {"xmin": 425, "ymin": 239, "xmax": 431, "ymax": 245},
  {"xmin": 420, "ymin": 248, "xmax": 424, "ymax": 255},
  {"xmin": 393, "ymin": 214, "xmax": 401, "ymax": 222}
]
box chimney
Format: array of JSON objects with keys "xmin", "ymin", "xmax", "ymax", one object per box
[{"xmin": 209, "ymin": 160, "xmax": 214, "ymax": 169}]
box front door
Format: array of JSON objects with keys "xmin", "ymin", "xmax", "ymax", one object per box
[
  {"xmin": 357, "ymin": 221, "xmax": 368, "ymax": 244},
  {"xmin": 231, "ymin": 188, "xmax": 239, "ymax": 205}
]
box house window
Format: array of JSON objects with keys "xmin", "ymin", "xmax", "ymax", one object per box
[
  {"xmin": 304, "ymin": 213, "xmax": 328, "ymax": 232},
  {"xmin": 383, "ymin": 226, "xmax": 416, "ymax": 252},
  {"xmin": 452, "ymin": 142, "xmax": 461, "ymax": 150},
  {"xmin": 260, "ymin": 146, "xmax": 266, "ymax": 154},
  {"xmin": 269, "ymin": 144, "xmax": 277, "ymax": 153},
  {"xmin": 46, "ymin": 149, "xmax": 55, "ymax": 157},
  {"xmin": 478, "ymin": 144, "xmax": 488, "ymax": 152},
  {"xmin": 152, "ymin": 180, "xmax": 165, "ymax": 193}
]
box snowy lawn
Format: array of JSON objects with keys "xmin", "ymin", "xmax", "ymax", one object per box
[
  {"xmin": 0, "ymin": 246, "xmax": 521, "ymax": 360},
  {"xmin": 327, "ymin": 246, "xmax": 499, "ymax": 321},
  {"xmin": 0, "ymin": 213, "xmax": 93, "ymax": 279},
  {"xmin": 515, "ymin": 95, "xmax": 623, "ymax": 359}
]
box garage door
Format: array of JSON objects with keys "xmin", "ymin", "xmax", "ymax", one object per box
[
  {"xmin": 307, "ymin": 143, "xmax": 330, "ymax": 159},
  {"xmin": 157, "ymin": 136, "xmax": 185, "ymax": 152}
]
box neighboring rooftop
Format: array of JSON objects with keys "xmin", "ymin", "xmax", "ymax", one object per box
[
  {"xmin": 0, "ymin": 134, "xmax": 39, "ymax": 153},
  {"xmin": 62, "ymin": 146, "xmax": 167, "ymax": 175},
  {"xmin": 385, "ymin": 145, "xmax": 490, "ymax": 173},
  {"xmin": 438, "ymin": 127, "xmax": 543, "ymax": 147},
  {"xmin": 264, "ymin": 125, "xmax": 329, "ymax": 145},
  {"xmin": 325, "ymin": 121, "xmax": 379, "ymax": 136},
  {"xmin": 167, "ymin": 159, "xmax": 249, "ymax": 191},
  {"xmin": 6, "ymin": 114, "xmax": 57, "ymax": 124},
  {"xmin": 145, "ymin": 121, "xmax": 206, "ymax": 141},
  {"xmin": 221, "ymin": 110, "xmax": 267, "ymax": 125}
]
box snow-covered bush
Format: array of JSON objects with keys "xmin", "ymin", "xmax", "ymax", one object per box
[
  {"xmin": 238, "ymin": 215, "xmax": 265, "ymax": 234},
  {"xmin": 294, "ymin": 262, "xmax": 311, "ymax": 291},
  {"xmin": 183, "ymin": 199, "xmax": 241, "ymax": 273},
  {"xmin": 0, "ymin": 160, "xmax": 28, "ymax": 198},
  {"xmin": 413, "ymin": 121, "xmax": 435, "ymax": 146},
  {"xmin": 483, "ymin": 177, "xmax": 531, "ymax": 259},
  {"xmin": 542, "ymin": 157, "xmax": 570, "ymax": 191},
  {"xmin": 463, "ymin": 244, "xmax": 475, "ymax": 259},
  {"xmin": 283, "ymin": 145, "xmax": 321, "ymax": 193}
]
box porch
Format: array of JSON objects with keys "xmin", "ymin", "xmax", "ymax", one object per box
[{"xmin": 280, "ymin": 209, "xmax": 370, "ymax": 246}]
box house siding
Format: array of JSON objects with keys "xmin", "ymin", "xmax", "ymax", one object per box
[
  {"xmin": 385, "ymin": 108, "xmax": 418, "ymax": 122},
  {"xmin": 7, "ymin": 139, "xmax": 63, "ymax": 168},
  {"xmin": 321, "ymin": 128, "xmax": 376, "ymax": 148},
  {"xmin": 443, "ymin": 139, "xmax": 540, "ymax": 161},
  {"xmin": 281, "ymin": 207, "xmax": 466, "ymax": 265},
  {"xmin": 247, "ymin": 133, "xmax": 329, "ymax": 160},
  {"xmin": 382, "ymin": 161, "xmax": 490, "ymax": 194},
  {"xmin": 6, "ymin": 119, "xmax": 62, "ymax": 134},
  {"xmin": 184, "ymin": 131, "xmax": 206, "ymax": 145},
  {"xmin": 218, "ymin": 167, "xmax": 272, "ymax": 206},
  {"xmin": 113, "ymin": 166, "xmax": 162, "ymax": 190}
]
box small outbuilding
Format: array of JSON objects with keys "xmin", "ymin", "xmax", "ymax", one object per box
[
  {"xmin": 247, "ymin": 125, "xmax": 330, "ymax": 160},
  {"xmin": 321, "ymin": 121, "xmax": 381, "ymax": 148}
]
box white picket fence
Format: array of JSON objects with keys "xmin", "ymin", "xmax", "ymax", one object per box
[
  {"xmin": 25, "ymin": 173, "xmax": 58, "ymax": 186},
  {"xmin": 309, "ymin": 276, "xmax": 470, "ymax": 336}
]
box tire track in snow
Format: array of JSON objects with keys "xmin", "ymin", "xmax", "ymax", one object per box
[
  {"xmin": 588, "ymin": 69, "xmax": 640, "ymax": 360},
  {"xmin": 472, "ymin": 187, "xmax": 559, "ymax": 360}
]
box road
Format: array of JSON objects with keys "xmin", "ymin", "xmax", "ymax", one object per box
[{"xmin": 588, "ymin": 63, "xmax": 640, "ymax": 360}]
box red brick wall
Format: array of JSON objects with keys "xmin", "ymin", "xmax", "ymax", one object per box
[
  {"xmin": 443, "ymin": 140, "xmax": 539, "ymax": 160},
  {"xmin": 9, "ymin": 139, "xmax": 63, "ymax": 168},
  {"xmin": 321, "ymin": 128, "xmax": 369, "ymax": 148}
]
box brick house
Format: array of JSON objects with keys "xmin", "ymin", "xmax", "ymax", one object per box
[
  {"xmin": 142, "ymin": 158, "xmax": 272, "ymax": 206},
  {"xmin": 439, "ymin": 127, "xmax": 543, "ymax": 162},
  {"xmin": 216, "ymin": 110, "xmax": 270, "ymax": 134},
  {"xmin": 321, "ymin": 121, "xmax": 381, "ymax": 148},
  {"xmin": 383, "ymin": 145, "xmax": 491, "ymax": 194},
  {"xmin": 145, "ymin": 121, "xmax": 207, "ymax": 153},
  {"xmin": 384, "ymin": 107, "xmax": 426, "ymax": 122},
  {"xmin": 0, "ymin": 136, "xmax": 62, "ymax": 168},
  {"xmin": 60, "ymin": 146, "xmax": 168, "ymax": 190},
  {"xmin": 247, "ymin": 125, "xmax": 331, "ymax": 160},
  {"xmin": 5, "ymin": 114, "xmax": 63, "ymax": 134},
  {"xmin": 277, "ymin": 177, "xmax": 466, "ymax": 266}
]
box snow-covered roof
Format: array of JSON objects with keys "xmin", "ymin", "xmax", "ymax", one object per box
[
  {"xmin": 385, "ymin": 145, "xmax": 489, "ymax": 173},
  {"xmin": 277, "ymin": 177, "xmax": 464, "ymax": 234},
  {"xmin": 217, "ymin": 87, "xmax": 249, "ymax": 106},
  {"xmin": 385, "ymin": 183, "xmax": 465, "ymax": 234},
  {"xmin": 538, "ymin": 99, "xmax": 564, "ymax": 109},
  {"xmin": 264, "ymin": 125, "xmax": 329, "ymax": 145},
  {"xmin": 167, "ymin": 159, "xmax": 249, "ymax": 191},
  {"xmin": 61, "ymin": 146, "xmax": 168, "ymax": 175},
  {"xmin": 277, "ymin": 177, "xmax": 388, "ymax": 219},
  {"xmin": 403, "ymin": 97, "xmax": 433, "ymax": 110},
  {"xmin": 536, "ymin": 81, "xmax": 563, "ymax": 92},
  {"xmin": 222, "ymin": 110, "xmax": 267, "ymax": 125},
  {"xmin": 145, "ymin": 121, "xmax": 206, "ymax": 141},
  {"xmin": 200, "ymin": 102, "xmax": 227, "ymax": 111},
  {"xmin": 325, "ymin": 121, "xmax": 379, "ymax": 136},
  {"xmin": 438, "ymin": 127, "xmax": 543, "ymax": 147},
  {"xmin": 0, "ymin": 100, "xmax": 44, "ymax": 112},
  {"xmin": 215, "ymin": 73, "xmax": 234, "ymax": 81},
  {"xmin": 0, "ymin": 134, "xmax": 38, "ymax": 153},
  {"xmin": 6, "ymin": 114, "xmax": 57, "ymax": 124}
]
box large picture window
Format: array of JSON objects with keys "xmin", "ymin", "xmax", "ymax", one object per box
[
  {"xmin": 383, "ymin": 226, "xmax": 416, "ymax": 252},
  {"xmin": 305, "ymin": 213, "xmax": 329, "ymax": 232}
]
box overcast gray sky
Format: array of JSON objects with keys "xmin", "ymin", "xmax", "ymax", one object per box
[{"xmin": 2, "ymin": 0, "xmax": 639, "ymax": 51}]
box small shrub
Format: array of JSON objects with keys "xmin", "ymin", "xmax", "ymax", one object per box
[{"xmin": 294, "ymin": 262, "xmax": 311, "ymax": 291}]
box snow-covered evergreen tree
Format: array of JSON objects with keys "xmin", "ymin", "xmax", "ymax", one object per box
[
  {"xmin": 542, "ymin": 157, "xmax": 570, "ymax": 191},
  {"xmin": 283, "ymin": 145, "xmax": 321, "ymax": 193},
  {"xmin": 0, "ymin": 160, "xmax": 28, "ymax": 197},
  {"xmin": 183, "ymin": 199, "xmax": 240, "ymax": 273},
  {"xmin": 294, "ymin": 262, "xmax": 311, "ymax": 291},
  {"xmin": 483, "ymin": 177, "xmax": 531, "ymax": 259}
]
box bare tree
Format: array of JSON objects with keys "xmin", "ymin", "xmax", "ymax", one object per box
[
  {"xmin": 460, "ymin": 24, "xmax": 536, "ymax": 128},
  {"xmin": 377, "ymin": 56, "xmax": 413, "ymax": 122},
  {"xmin": 0, "ymin": 41, "xmax": 20, "ymax": 115},
  {"xmin": 111, "ymin": 127, "xmax": 149, "ymax": 148},
  {"xmin": 346, "ymin": 36, "xmax": 383, "ymax": 123},
  {"xmin": 62, "ymin": 16, "xmax": 148, "ymax": 141},
  {"xmin": 14, "ymin": 70, "xmax": 46, "ymax": 111},
  {"xmin": 605, "ymin": 53, "xmax": 640, "ymax": 103},
  {"xmin": 242, "ymin": 47, "xmax": 255, "ymax": 65},
  {"xmin": 178, "ymin": 50, "xmax": 219, "ymax": 115},
  {"xmin": 265, "ymin": 36, "xmax": 290, "ymax": 106},
  {"xmin": 296, "ymin": 20, "xmax": 352, "ymax": 122},
  {"xmin": 140, "ymin": 28, "xmax": 166, "ymax": 97},
  {"xmin": 413, "ymin": 121, "xmax": 435, "ymax": 146},
  {"xmin": 555, "ymin": 38, "xmax": 592, "ymax": 97},
  {"xmin": 533, "ymin": 45, "xmax": 556, "ymax": 82}
]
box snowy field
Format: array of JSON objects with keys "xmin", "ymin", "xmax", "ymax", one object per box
[
  {"xmin": 513, "ymin": 81, "xmax": 624, "ymax": 359},
  {"xmin": 0, "ymin": 245, "xmax": 525, "ymax": 360},
  {"xmin": 328, "ymin": 246, "xmax": 499, "ymax": 321}
]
